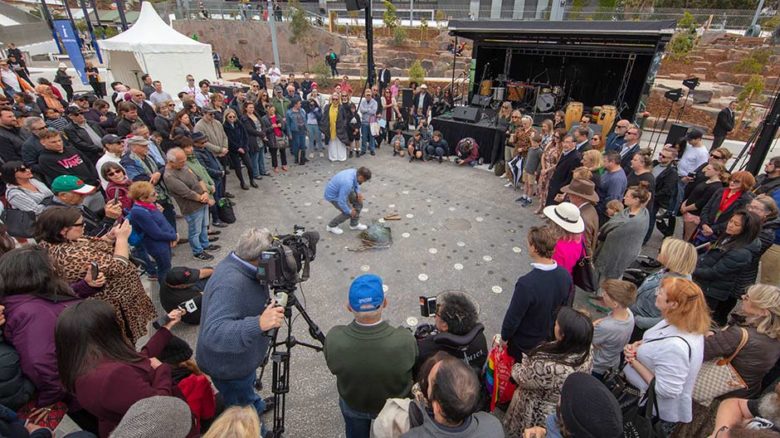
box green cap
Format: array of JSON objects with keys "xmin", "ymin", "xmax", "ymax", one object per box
[{"xmin": 51, "ymin": 175, "xmax": 95, "ymax": 195}]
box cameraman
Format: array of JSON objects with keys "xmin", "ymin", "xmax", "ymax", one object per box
[
  {"xmin": 195, "ymin": 228, "xmax": 285, "ymax": 427},
  {"xmin": 414, "ymin": 292, "xmax": 488, "ymax": 379}
]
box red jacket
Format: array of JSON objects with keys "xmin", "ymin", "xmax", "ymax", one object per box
[{"xmin": 73, "ymin": 328, "xmax": 197, "ymax": 437}]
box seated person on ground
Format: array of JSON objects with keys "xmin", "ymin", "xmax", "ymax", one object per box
[
  {"xmin": 408, "ymin": 131, "xmax": 426, "ymax": 162},
  {"xmin": 425, "ymin": 131, "xmax": 449, "ymax": 163},
  {"xmin": 160, "ymin": 266, "xmax": 214, "ymax": 325},
  {"xmin": 455, "ymin": 137, "xmax": 480, "ymax": 167}
]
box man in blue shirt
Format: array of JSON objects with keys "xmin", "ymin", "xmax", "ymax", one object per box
[{"xmin": 324, "ymin": 167, "xmax": 372, "ymax": 235}]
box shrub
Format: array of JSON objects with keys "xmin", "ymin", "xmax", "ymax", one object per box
[
  {"xmin": 738, "ymin": 74, "xmax": 765, "ymax": 107},
  {"xmin": 312, "ymin": 61, "xmax": 335, "ymax": 89},
  {"xmin": 409, "ymin": 60, "xmax": 426, "ymax": 84},
  {"xmin": 392, "ymin": 26, "xmax": 407, "ymax": 46},
  {"xmin": 383, "ymin": 1, "xmax": 399, "ymax": 30},
  {"xmin": 735, "ymin": 48, "xmax": 772, "ymax": 75}
]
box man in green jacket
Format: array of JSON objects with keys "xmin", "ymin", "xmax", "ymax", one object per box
[{"xmin": 324, "ymin": 274, "xmax": 417, "ymax": 437}]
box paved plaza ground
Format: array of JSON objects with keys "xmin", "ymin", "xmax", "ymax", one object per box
[{"xmin": 144, "ymin": 146, "xmax": 664, "ymax": 436}]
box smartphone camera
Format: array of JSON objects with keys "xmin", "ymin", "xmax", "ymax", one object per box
[{"xmin": 419, "ymin": 296, "xmax": 437, "ymax": 318}]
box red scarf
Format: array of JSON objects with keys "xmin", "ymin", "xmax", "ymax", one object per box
[
  {"xmin": 134, "ymin": 200, "xmax": 157, "ymax": 211},
  {"xmin": 717, "ymin": 189, "xmax": 741, "ymax": 217}
]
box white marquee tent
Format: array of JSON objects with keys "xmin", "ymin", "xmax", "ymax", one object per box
[{"xmin": 99, "ymin": 2, "xmax": 215, "ymax": 94}]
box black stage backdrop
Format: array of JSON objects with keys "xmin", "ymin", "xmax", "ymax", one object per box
[{"xmin": 430, "ymin": 116, "xmax": 504, "ymax": 162}]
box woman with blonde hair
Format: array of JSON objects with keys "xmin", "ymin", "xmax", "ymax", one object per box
[
  {"xmin": 540, "ymin": 118, "xmax": 554, "ymax": 147},
  {"xmin": 624, "ymin": 277, "xmax": 710, "ymax": 433},
  {"xmin": 536, "ymin": 128, "xmax": 566, "ymax": 214},
  {"xmin": 203, "ymin": 406, "xmax": 261, "ymax": 438},
  {"xmin": 127, "ymin": 181, "xmax": 177, "ymax": 285},
  {"xmin": 675, "ymin": 283, "xmax": 780, "ymax": 437},
  {"xmin": 630, "ymin": 237, "xmax": 698, "ymax": 335},
  {"xmin": 581, "ymin": 149, "xmax": 604, "ymax": 186}
]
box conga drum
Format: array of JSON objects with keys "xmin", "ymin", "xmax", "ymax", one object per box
[
  {"xmin": 565, "ymin": 102, "xmax": 583, "ymax": 131},
  {"xmin": 480, "ymin": 80, "xmax": 493, "ymax": 96},
  {"xmin": 598, "ymin": 105, "xmax": 617, "ymax": 149}
]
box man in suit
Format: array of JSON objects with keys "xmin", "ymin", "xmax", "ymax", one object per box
[
  {"xmin": 574, "ymin": 127, "xmax": 591, "ymax": 153},
  {"xmin": 545, "ymin": 134, "xmax": 582, "ymax": 207},
  {"xmin": 712, "ymin": 101, "xmax": 736, "ymax": 151},
  {"xmin": 619, "ymin": 127, "xmax": 641, "ymax": 175},
  {"xmin": 377, "ymin": 64, "xmax": 391, "ymax": 93}
]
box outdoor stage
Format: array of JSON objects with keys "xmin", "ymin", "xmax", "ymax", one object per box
[{"xmin": 431, "ymin": 20, "xmax": 676, "ymax": 157}]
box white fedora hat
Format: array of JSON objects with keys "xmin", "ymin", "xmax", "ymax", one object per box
[{"xmin": 543, "ymin": 202, "xmax": 585, "ymax": 234}]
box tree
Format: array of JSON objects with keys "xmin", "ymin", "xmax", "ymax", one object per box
[
  {"xmin": 419, "ymin": 17, "xmax": 428, "ymax": 41},
  {"xmin": 392, "ymin": 26, "xmax": 407, "ymax": 46},
  {"xmin": 409, "ymin": 60, "xmax": 426, "ymax": 83},
  {"xmin": 288, "ymin": 0, "xmax": 319, "ymax": 70},
  {"xmin": 383, "ymin": 1, "xmax": 399, "ymax": 31}
]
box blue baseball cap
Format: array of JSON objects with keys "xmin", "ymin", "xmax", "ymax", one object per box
[{"xmin": 349, "ymin": 274, "xmax": 384, "ymax": 312}]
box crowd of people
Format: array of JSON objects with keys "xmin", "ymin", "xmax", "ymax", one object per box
[{"xmin": 2, "ymin": 48, "xmax": 780, "ymax": 438}]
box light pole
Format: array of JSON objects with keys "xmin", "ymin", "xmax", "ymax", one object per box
[{"xmin": 267, "ymin": 0, "xmax": 280, "ymax": 67}]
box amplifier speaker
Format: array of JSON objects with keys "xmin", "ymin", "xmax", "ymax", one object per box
[
  {"xmin": 665, "ymin": 123, "xmax": 690, "ymax": 145},
  {"xmin": 471, "ymin": 95, "xmax": 491, "ymax": 107},
  {"xmin": 400, "ymin": 88, "xmax": 414, "ymax": 109},
  {"xmin": 453, "ymin": 106, "xmax": 481, "ymax": 123},
  {"xmin": 345, "ymin": 0, "xmax": 367, "ymax": 11}
]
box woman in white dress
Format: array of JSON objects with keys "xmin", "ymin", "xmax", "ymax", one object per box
[{"xmin": 321, "ymin": 92, "xmax": 348, "ymax": 162}]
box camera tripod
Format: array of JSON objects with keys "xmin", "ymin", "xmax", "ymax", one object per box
[{"xmin": 257, "ymin": 286, "xmax": 325, "ymax": 438}]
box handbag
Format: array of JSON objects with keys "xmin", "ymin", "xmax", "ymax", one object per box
[
  {"xmin": 275, "ymin": 134, "xmax": 289, "ymax": 149},
  {"xmin": 217, "ymin": 198, "xmax": 236, "ymax": 224},
  {"xmin": 572, "ymin": 241, "xmax": 597, "ymax": 293},
  {"xmin": 0, "ymin": 208, "xmax": 36, "ymax": 238},
  {"xmin": 622, "ymin": 378, "xmax": 667, "ymax": 438},
  {"xmin": 693, "ymin": 327, "xmax": 749, "ymax": 406},
  {"xmin": 484, "ymin": 335, "xmax": 517, "ymax": 412},
  {"xmin": 370, "ymin": 121, "xmax": 381, "ymax": 136}
]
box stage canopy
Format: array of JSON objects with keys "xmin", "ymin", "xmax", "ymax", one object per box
[
  {"xmin": 100, "ymin": 2, "xmax": 216, "ymax": 93},
  {"xmin": 450, "ymin": 20, "xmax": 675, "ymax": 120}
]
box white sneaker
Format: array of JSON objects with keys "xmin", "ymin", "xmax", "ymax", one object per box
[
  {"xmin": 504, "ymin": 182, "xmax": 513, "ymax": 187},
  {"xmin": 349, "ymin": 223, "xmax": 368, "ymax": 231},
  {"xmin": 326, "ymin": 225, "xmax": 344, "ymax": 235},
  {"xmin": 319, "ymin": 152, "xmax": 324, "ymax": 158}
]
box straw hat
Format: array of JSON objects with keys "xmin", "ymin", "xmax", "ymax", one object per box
[{"xmin": 543, "ymin": 202, "xmax": 585, "ymax": 234}]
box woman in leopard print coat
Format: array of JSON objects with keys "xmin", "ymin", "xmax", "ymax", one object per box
[
  {"xmin": 503, "ymin": 307, "xmax": 594, "ymax": 437},
  {"xmin": 35, "ymin": 207, "xmax": 156, "ymax": 344}
]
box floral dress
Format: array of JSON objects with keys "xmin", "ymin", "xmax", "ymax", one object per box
[
  {"xmin": 40, "ymin": 238, "xmax": 156, "ymax": 344},
  {"xmin": 503, "ymin": 351, "xmax": 593, "ymax": 436},
  {"xmin": 537, "ymin": 141, "xmax": 563, "ymax": 209}
]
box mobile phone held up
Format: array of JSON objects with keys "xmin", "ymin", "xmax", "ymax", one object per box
[
  {"xmin": 90, "ymin": 262, "xmax": 100, "ymax": 281},
  {"xmin": 419, "ymin": 296, "xmax": 437, "ymax": 318}
]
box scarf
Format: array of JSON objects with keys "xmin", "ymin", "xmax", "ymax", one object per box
[
  {"xmin": 35, "ymin": 84, "xmax": 63, "ymax": 112},
  {"xmin": 134, "ymin": 200, "xmax": 157, "ymax": 211},
  {"xmin": 717, "ymin": 188, "xmax": 742, "ymax": 218}
]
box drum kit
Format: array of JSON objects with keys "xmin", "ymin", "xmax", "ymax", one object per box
[{"xmin": 479, "ymin": 78, "xmax": 566, "ymax": 114}]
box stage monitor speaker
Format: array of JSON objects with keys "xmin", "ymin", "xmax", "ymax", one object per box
[
  {"xmin": 345, "ymin": 0, "xmax": 367, "ymax": 11},
  {"xmin": 400, "ymin": 88, "xmax": 413, "ymax": 109},
  {"xmin": 453, "ymin": 106, "xmax": 481, "ymax": 123},
  {"xmin": 665, "ymin": 123, "xmax": 690, "ymax": 146},
  {"xmin": 471, "ymin": 95, "xmax": 491, "ymax": 107}
]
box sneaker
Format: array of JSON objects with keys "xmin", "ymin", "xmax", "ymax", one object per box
[
  {"xmin": 208, "ymin": 236, "xmax": 220, "ymax": 242},
  {"xmin": 319, "ymin": 152, "xmax": 324, "ymax": 158},
  {"xmin": 370, "ymin": 151, "xmax": 376, "ymax": 156},
  {"xmin": 504, "ymin": 182, "xmax": 513, "ymax": 188},
  {"xmin": 205, "ymin": 244, "xmax": 221, "ymax": 251},
  {"xmin": 514, "ymin": 196, "xmax": 526, "ymax": 203},
  {"xmin": 326, "ymin": 225, "xmax": 344, "ymax": 235},
  {"xmin": 523, "ymin": 198, "xmax": 533, "ymax": 207},
  {"xmin": 193, "ymin": 252, "xmax": 215, "ymax": 261},
  {"xmin": 349, "ymin": 223, "xmax": 368, "ymax": 231}
]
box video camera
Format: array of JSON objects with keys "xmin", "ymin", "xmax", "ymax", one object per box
[{"xmin": 256, "ymin": 225, "xmax": 320, "ymax": 290}]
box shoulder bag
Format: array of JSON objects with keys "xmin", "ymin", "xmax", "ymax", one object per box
[
  {"xmin": 572, "ymin": 241, "xmax": 597, "ymax": 293},
  {"xmin": 0, "ymin": 208, "xmax": 36, "ymax": 238},
  {"xmin": 693, "ymin": 327, "xmax": 749, "ymax": 406},
  {"xmin": 275, "ymin": 134, "xmax": 289, "ymax": 149}
]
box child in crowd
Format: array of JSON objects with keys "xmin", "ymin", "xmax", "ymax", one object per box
[
  {"xmin": 518, "ymin": 134, "xmax": 543, "ymax": 207},
  {"xmin": 407, "ymin": 130, "xmax": 426, "ymax": 162},
  {"xmin": 391, "ymin": 128, "xmax": 406, "ymax": 157},
  {"xmin": 347, "ymin": 103, "xmax": 361, "ymax": 158},
  {"xmin": 426, "ymin": 131, "xmax": 449, "ymax": 163},
  {"xmin": 606, "ymin": 199, "xmax": 624, "ymax": 218},
  {"xmin": 418, "ymin": 119, "xmax": 433, "ymax": 143},
  {"xmin": 591, "ymin": 279, "xmax": 637, "ymax": 380}
]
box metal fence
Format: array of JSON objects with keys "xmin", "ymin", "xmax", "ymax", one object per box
[{"xmin": 158, "ymin": 0, "xmax": 772, "ymax": 31}]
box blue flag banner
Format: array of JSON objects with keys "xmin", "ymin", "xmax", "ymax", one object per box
[{"xmin": 52, "ymin": 19, "xmax": 89, "ymax": 85}]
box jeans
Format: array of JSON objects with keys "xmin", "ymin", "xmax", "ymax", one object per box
[
  {"xmin": 212, "ymin": 372, "xmax": 267, "ymax": 436},
  {"xmin": 148, "ymin": 246, "xmax": 172, "ymax": 286},
  {"xmin": 307, "ymin": 124, "xmax": 323, "ymax": 150},
  {"xmin": 425, "ymin": 145, "xmax": 445, "ymax": 159},
  {"xmin": 290, "ymin": 132, "xmax": 307, "ymax": 158},
  {"xmin": 249, "ymin": 146, "xmax": 266, "ymax": 177},
  {"xmin": 339, "ymin": 398, "xmax": 375, "ymax": 438},
  {"xmin": 185, "ymin": 205, "xmax": 210, "ymax": 255},
  {"xmin": 328, "ymin": 191, "xmax": 362, "ymax": 227},
  {"xmin": 360, "ymin": 124, "xmax": 375, "ymax": 153}
]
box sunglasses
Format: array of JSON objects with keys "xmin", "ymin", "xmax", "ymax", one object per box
[
  {"xmin": 15, "ymin": 166, "xmax": 30, "ymax": 172},
  {"xmin": 168, "ymin": 104, "xmax": 176, "ymax": 107},
  {"xmin": 710, "ymin": 154, "xmax": 723, "ymax": 159},
  {"xmin": 627, "ymin": 131, "xmax": 638, "ymax": 135},
  {"xmin": 106, "ymin": 170, "xmax": 124, "ymax": 176},
  {"xmin": 71, "ymin": 221, "xmax": 85, "ymax": 228}
]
